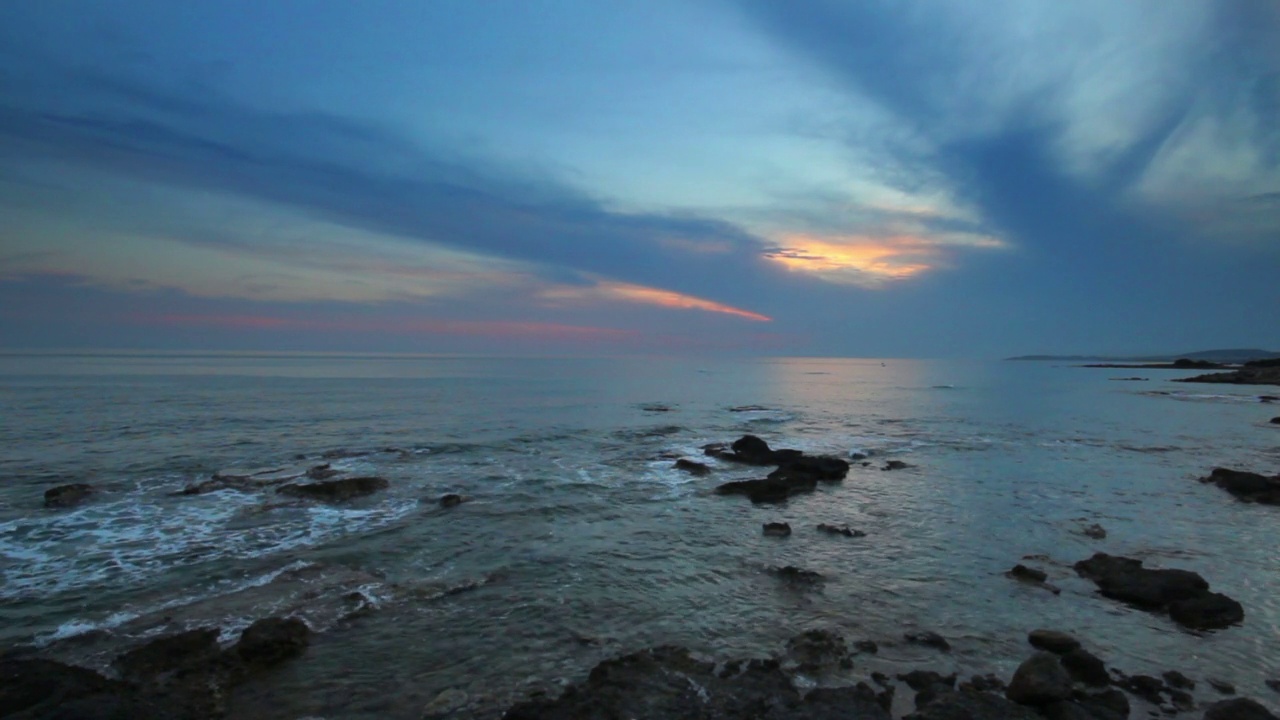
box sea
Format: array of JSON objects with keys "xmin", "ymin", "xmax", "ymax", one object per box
[{"xmin": 1, "ymin": 352, "xmax": 1277, "ymax": 718}]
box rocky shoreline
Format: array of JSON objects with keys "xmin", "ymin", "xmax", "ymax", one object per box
[{"xmin": 1174, "ymin": 359, "xmax": 1280, "ymax": 387}]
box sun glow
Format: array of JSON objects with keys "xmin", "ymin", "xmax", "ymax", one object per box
[
  {"xmin": 540, "ymin": 280, "xmax": 771, "ymax": 322},
  {"xmin": 764, "ymin": 233, "xmax": 1004, "ymax": 287}
]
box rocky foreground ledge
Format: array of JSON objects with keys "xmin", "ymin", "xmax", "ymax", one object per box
[{"xmin": 500, "ymin": 628, "xmax": 1275, "ymax": 720}]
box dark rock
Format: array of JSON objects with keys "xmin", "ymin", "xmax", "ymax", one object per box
[
  {"xmin": 733, "ymin": 434, "xmax": 786, "ymax": 464},
  {"xmin": 1081, "ymin": 688, "xmax": 1130, "ymax": 719},
  {"xmin": 850, "ymin": 452, "xmax": 869, "ymax": 460},
  {"xmin": 817, "ymin": 523, "xmax": 866, "ymax": 538},
  {"xmin": 963, "ymin": 674, "xmax": 1006, "ymax": 693},
  {"xmin": 783, "ymin": 629, "xmax": 848, "ymax": 672},
  {"xmin": 1082, "ymin": 523, "xmax": 1107, "ymax": 539},
  {"xmin": 871, "ymin": 671, "xmax": 891, "ymax": 686},
  {"xmin": 914, "ymin": 683, "xmax": 957, "ymax": 710},
  {"xmin": 1208, "ymin": 678, "xmax": 1236, "ymax": 694},
  {"xmin": 1028, "ymin": 630, "xmax": 1081, "ymax": 655},
  {"xmin": 763, "ymin": 522, "xmax": 792, "ymax": 537},
  {"xmin": 1042, "ymin": 700, "xmax": 1122, "ymax": 720},
  {"xmin": 674, "ymin": 459, "xmax": 710, "ymax": 476},
  {"xmin": 439, "ymin": 493, "xmax": 469, "ymax": 508},
  {"xmin": 716, "ymin": 464, "xmax": 819, "ymax": 503},
  {"xmin": 1073, "ymin": 552, "xmax": 1240, "ymax": 629},
  {"xmin": 772, "ymin": 566, "xmax": 824, "ymax": 585},
  {"xmin": 114, "ymin": 627, "xmax": 221, "ymax": 683},
  {"xmin": 904, "ymin": 631, "xmax": 951, "ymax": 652},
  {"xmin": 305, "ymin": 463, "xmax": 340, "ymax": 480},
  {"xmin": 1176, "ymin": 365, "xmax": 1280, "ymax": 386},
  {"xmin": 640, "ymin": 403, "xmax": 672, "ymax": 412},
  {"xmin": 1268, "ymin": 679, "xmax": 1280, "ymax": 693},
  {"xmin": 1007, "ymin": 652, "xmax": 1074, "ymax": 706},
  {"xmin": 1270, "ymin": 417, "xmax": 1280, "ymax": 424},
  {"xmin": 1200, "ymin": 467, "xmax": 1280, "ymax": 505},
  {"xmin": 1168, "ymin": 592, "xmax": 1244, "ymax": 630},
  {"xmin": 0, "ymin": 658, "xmax": 130, "ymax": 718},
  {"xmin": 43, "ymin": 483, "xmax": 94, "ymax": 508},
  {"xmin": 770, "ymin": 685, "xmax": 891, "ymax": 720},
  {"xmin": 1168, "ymin": 688, "xmax": 1194, "ymax": 711},
  {"xmin": 504, "ymin": 646, "xmax": 802, "ymax": 720},
  {"xmin": 276, "ymin": 476, "xmax": 388, "ymax": 502},
  {"xmin": 1161, "ymin": 671, "xmax": 1194, "ymax": 690},
  {"xmin": 883, "ymin": 460, "xmax": 912, "ymax": 471},
  {"xmin": 774, "ymin": 456, "xmax": 850, "ymax": 482},
  {"xmin": 1118, "ymin": 675, "xmax": 1165, "ymax": 705},
  {"xmin": 855, "ymin": 640, "xmax": 879, "ymax": 654},
  {"xmin": 234, "ymin": 616, "xmax": 310, "ymax": 668},
  {"xmin": 1061, "ymin": 649, "xmax": 1110, "ymax": 687},
  {"xmin": 1203, "ymin": 698, "xmax": 1278, "ymax": 720},
  {"xmin": 899, "ymin": 670, "xmax": 957, "ymax": 691},
  {"xmin": 320, "ymin": 448, "xmax": 372, "ymax": 459},
  {"xmin": 905, "ymin": 691, "xmax": 1041, "ymax": 720},
  {"xmin": 1008, "ymin": 564, "xmax": 1048, "ymax": 583}
]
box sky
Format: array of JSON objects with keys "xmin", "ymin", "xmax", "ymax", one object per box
[{"xmin": 0, "ymin": 0, "xmax": 1277, "ymax": 358}]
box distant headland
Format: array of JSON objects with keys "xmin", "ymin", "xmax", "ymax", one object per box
[{"xmin": 1007, "ymin": 348, "xmax": 1280, "ymax": 363}]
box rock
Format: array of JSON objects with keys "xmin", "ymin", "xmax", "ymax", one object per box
[
  {"xmin": 817, "ymin": 523, "xmax": 866, "ymax": 538},
  {"xmin": 503, "ymin": 646, "xmax": 802, "ymax": 720},
  {"xmin": 639, "ymin": 403, "xmax": 672, "ymax": 412},
  {"xmin": 899, "ymin": 670, "xmax": 957, "ymax": 691},
  {"xmin": 1207, "ymin": 678, "xmax": 1236, "ymax": 694},
  {"xmin": 1168, "ymin": 592, "xmax": 1244, "ymax": 630},
  {"xmin": 1060, "ymin": 649, "xmax": 1110, "ymax": 687},
  {"xmin": 716, "ymin": 475, "xmax": 815, "ymax": 504},
  {"xmin": 855, "ymin": 640, "xmax": 879, "ymax": 654},
  {"xmin": 439, "ymin": 493, "xmax": 469, "ymax": 508},
  {"xmin": 775, "ymin": 456, "xmax": 850, "ymax": 482},
  {"xmin": 1169, "ymin": 688, "xmax": 1195, "ymax": 711},
  {"xmin": 905, "ymin": 691, "xmax": 1041, "ymax": 720},
  {"xmin": 674, "ymin": 459, "xmax": 710, "ymax": 476},
  {"xmin": 305, "ymin": 463, "xmax": 340, "ymax": 480},
  {"xmin": 1073, "ymin": 552, "xmax": 1241, "ymax": 629},
  {"xmin": 113, "ymin": 628, "xmax": 221, "ymax": 683},
  {"xmin": 1081, "ymin": 688, "xmax": 1130, "ymax": 719},
  {"xmin": 1041, "ymin": 700, "xmax": 1114, "ymax": 720},
  {"xmin": 43, "ymin": 483, "xmax": 95, "ymax": 508},
  {"xmin": 320, "ymin": 448, "xmax": 372, "ymax": 459},
  {"xmin": 276, "ymin": 476, "xmax": 388, "ymax": 502},
  {"xmin": 962, "ymin": 674, "xmax": 1006, "ymax": 693},
  {"xmin": 1271, "ymin": 417, "xmax": 1280, "ymax": 424},
  {"xmin": 1176, "ymin": 365, "xmax": 1280, "ymax": 386},
  {"xmin": 234, "ymin": 616, "xmax": 310, "ymax": 668},
  {"xmin": 1028, "ymin": 630, "xmax": 1081, "ymax": 655},
  {"xmin": 904, "ymin": 631, "xmax": 951, "ymax": 652},
  {"xmin": 850, "ymin": 452, "xmax": 869, "ymax": 460},
  {"xmin": 1006, "ymin": 652, "xmax": 1074, "ymax": 706},
  {"xmin": 1200, "ymin": 467, "xmax": 1280, "ymax": 504},
  {"xmin": 1117, "ymin": 675, "xmax": 1165, "ymax": 705},
  {"xmin": 1008, "ymin": 564, "xmax": 1048, "ymax": 583},
  {"xmin": 0, "ymin": 658, "xmax": 134, "ymax": 719},
  {"xmin": 1082, "ymin": 523, "xmax": 1107, "ymax": 539},
  {"xmin": 763, "ymin": 522, "xmax": 792, "ymax": 537},
  {"xmin": 774, "ymin": 685, "xmax": 892, "ymax": 720},
  {"xmin": 1162, "ymin": 670, "xmax": 1194, "ymax": 690},
  {"xmin": 1203, "ymin": 698, "xmax": 1278, "ymax": 720},
  {"xmin": 772, "ymin": 566, "xmax": 824, "ymax": 585},
  {"xmin": 783, "ymin": 629, "xmax": 849, "ymax": 672},
  {"xmin": 871, "ymin": 671, "xmax": 891, "ymax": 686},
  {"xmin": 883, "ymin": 460, "xmax": 912, "ymax": 471},
  {"xmin": 422, "ymin": 687, "xmax": 469, "ymax": 717},
  {"xmin": 732, "ymin": 434, "xmax": 787, "ymax": 464},
  {"xmin": 1267, "ymin": 679, "xmax": 1280, "ymax": 693},
  {"xmin": 914, "ymin": 683, "xmax": 957, "ymax": 710}
]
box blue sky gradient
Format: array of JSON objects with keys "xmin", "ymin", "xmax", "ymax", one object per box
[{"xmin": 1, "ymin": 0, "xmax": 1276, "ymax": 356}]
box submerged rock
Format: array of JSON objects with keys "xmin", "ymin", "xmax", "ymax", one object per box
[
  {"xmin": 305, "ymin": 463, "xmax": 341, "ymax": 480},
  {"xmin": 113, "ymin": 627, "xmax": 221, "ymax": 683},
  {"xmin": 234, "ymin": 616, "xmax": 310, "ymax": 668},
  {"xmin": 883, "ymin": 460, "xmax": 912, "ymax": 471},
  {"xmin": 763, "ymin": 522, "xmax": 792, "ymax": 537},
  {"xmin": 1081, "ymin": 523, "xmax": 1107, "ymax": 539},
  {"xmin": 43, "ymin": 483, "xmax": 94, "ymax": 508},
  {"xmin": 1200, "ymin": 467, "xmax": 1280, "ymax": 504},
  {"xmin": 906, "ymin": 691, "xmax": 1040, "ymax": 720},
  {"xmin": 1168, "ymin": 592, "xmax": 1245, "ymax": 630},
  {"xmin": 772, "ymin": 566, "xmax": 824, "ymax": 585},
  {"xmin": 673, "ymin": 458, "xmax": 710, "ymax": 476},
  {"xmin": 783, "ymin": 629, "xmax": 850, "ymax": 672},
  {"xmin": 439, "ymin": 493, "xmax": 469, "ymax": 508},
  {"xmin": 904, "ymin": 631, "xmax": 951, "ymax": 652},
  {"xmin": 277, "ymin": 476, "xmax": 389, "ymax": 502},
  {"xmin": 1007, "ymin": 564, "xmax": 1048, "ymax": 583},
  {"xmin": 817, "ymin": 523, "xmax": 866, "ymax": 538}
]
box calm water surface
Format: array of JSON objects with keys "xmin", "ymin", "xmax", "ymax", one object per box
[{"xmin": 1, "ymin": 354, "xmax": 1277, "ymax": 718}]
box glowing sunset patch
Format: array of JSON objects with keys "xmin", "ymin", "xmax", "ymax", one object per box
[
  {"xmin": 541, "ymin": 281, "xmax": 770, "ymax": 322},
  {"xmin": 764, "ymin": 233, "xmax": 1004, "ymax": 287}
]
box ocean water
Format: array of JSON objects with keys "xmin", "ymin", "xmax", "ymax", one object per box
[{"xmin": 1, "ymin": 353, "xmax": 1277, "ymax": 718}]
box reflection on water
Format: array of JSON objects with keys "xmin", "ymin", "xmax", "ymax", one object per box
[{"xmin": 1, "ymin": 354, "xmax": 1277, "ymax": 718}]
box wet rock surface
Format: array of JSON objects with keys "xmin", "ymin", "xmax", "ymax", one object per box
[
  {"xmin": 1203, "ymin": 698, "xmax": 1279, "ymax": 720},
  {"xmin": 904, "ymin": 631, "xmax": 951, "ymax": 652},
  {"xmin": 276, "ymin": 476, "xmax": 389, "ymax": 502},
  {"xmin": 816, "ymin": 523, "xmax": 866, "ymax": 538},
  {"xmin": 1028, "ymin": 630, "xmax": 1081, "ymax": 655},
  {"xmin": 43, "ymin": 483, "xmax": 94, "ymax": 508},
  {"xmin": 1199, "ymin": 467, "xmax": 1280, "ymax": 505},
  {"xmin": 1073, "ymin": 553, "xmax": 1243, "ymax": 629},
  {"xmin": 674, "ymin": 459, "xmax": 711, "ymax": 476},
  {"xmin": 1006, "ymin": 652, "xmax": 1074, "ymax": 706},
  {"xmin": 0, "ymin": 616, "xmax": 310, "ymax": 719},
  {"xmin": 763, "ymin": 522, "xmax": 792, "ymax": 537},
  {"xmin": 710, "ymin": 436, "xmax": 849, "ymax": 503},
  {"xmin": 439, "ymin": 493, "xmax": 469, "ymax": 508}
]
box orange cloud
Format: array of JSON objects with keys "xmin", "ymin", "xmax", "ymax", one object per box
[
  {"xmin": 540, "ymin": 280, "xmax": 771, "ymax": 322},
  {"xmin": 764, "ymin": 232, "xmax": 1003, "ymax": 287}
]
